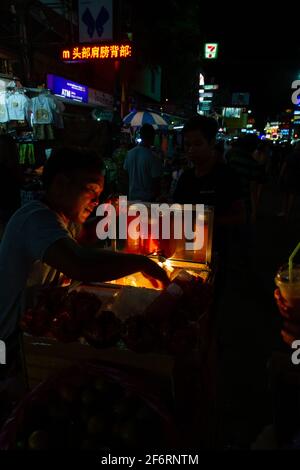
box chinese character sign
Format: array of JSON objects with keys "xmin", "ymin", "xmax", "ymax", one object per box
[
  {"xmin": 61, "ymin": 43, "xmax": 132, "ymax": 61},
  {"xmin": 78, "ymin": 0, "xmax": 113, "ymax": 43},
  {"xmin": 204, "ymin": 43, "xmax": 219, "ymax": 59}
]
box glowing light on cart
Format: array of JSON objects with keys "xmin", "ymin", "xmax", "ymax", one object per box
[{"xmin": 107, "ymin": 203, "xmax": 214, "ymax": 289}]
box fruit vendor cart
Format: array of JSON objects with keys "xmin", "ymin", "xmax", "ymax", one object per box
[{"xmin": 20, "ymin": 204, "xmax": 218, "ymax": 448}]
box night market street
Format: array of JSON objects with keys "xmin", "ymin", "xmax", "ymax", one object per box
[{"xmin": 1, "ymin": 0, "xmax": 300, "ymax": 456}]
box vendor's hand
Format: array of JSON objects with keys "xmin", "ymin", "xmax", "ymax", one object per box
[
  {"xmin": 142, "ymin": 272, "xmax": 163, "ymax": 289},
  {"xmin": 274, "ymin": 288, "xmax": 291, "ymax": 319},
  {"xmin": 142, "ymin": 257, "xmax": 170, "ymax": 289},
  {"xmin": 275, "ymin": 288, "xmax": 300, "ymax": 345}
]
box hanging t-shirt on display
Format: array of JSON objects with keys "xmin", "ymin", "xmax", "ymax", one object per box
[
  {"xmin": 6, "ymin": 91, "xmax": 30, "ymax": 121},
  {"xmin": 30, "ymin": 94, "xmax": 56, "ymax": 125},
  {"xmin": 0, "ymin": 92, "xmax": 9, "ymax": 123},
  {"xmin": 29, "ymin": 93, "xmax": 57, "ymax": 140}
]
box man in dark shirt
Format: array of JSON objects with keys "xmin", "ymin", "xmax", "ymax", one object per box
[
  {"xmin": 173, "ymin": 115, "xmax": 246, "ymax": 278},
  {"xmin": 173, "ymin": 115, "xmax": 245, "ymax": 226}
]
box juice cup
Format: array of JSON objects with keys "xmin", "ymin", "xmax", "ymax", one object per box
[{"xmin": 275, "ymin": 264, "xmax": 300, "ymax": 310}]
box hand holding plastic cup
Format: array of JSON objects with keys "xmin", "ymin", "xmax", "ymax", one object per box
[
  {"xmin": 275, "ymin": 241, "xmax": 300, "ymax": 308},
  {"xmin": 274, "ymin": 283, "xmax": 300, "ymax": 346},
  {"xmin": 275, "ymin": 264, "xmax": 300, "ymax": 309}
]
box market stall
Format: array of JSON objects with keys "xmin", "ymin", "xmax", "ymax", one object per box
[
  {"xmin": 17, "ymin": 203, "xmax": 217, "ymax": 448},
  {"xmin": 0, "ymin": 75, "xmax": 115, "ymax": 206}
]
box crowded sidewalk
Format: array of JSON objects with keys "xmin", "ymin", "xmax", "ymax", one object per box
[{"xmin": 217, "ymin": 179, "xmax": 300, "ymax": 448}]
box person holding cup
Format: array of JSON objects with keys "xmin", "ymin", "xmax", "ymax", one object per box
[{"xmin": 275, "ymin": 264, "xmax": 300, "ymax": 346}]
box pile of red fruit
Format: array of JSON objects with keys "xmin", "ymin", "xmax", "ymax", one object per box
[
  {"xmin": 20, "ymin": 288, "xmax": 121, "ymax": 346},
  {"xmin": 122, "ymin": 276, "xmax": 213, "ymax": 354},
  {"xmin": 20, "ymin": 276, "xmax": 213, "ymax": 354}
]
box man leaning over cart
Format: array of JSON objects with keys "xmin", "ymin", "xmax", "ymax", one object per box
[{"xmin": 0, "ymin": 147, "xmax": 169, "ymax": 382}]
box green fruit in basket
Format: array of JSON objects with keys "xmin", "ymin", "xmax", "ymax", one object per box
[
  {"xmin": 87, "ymin": 415, "xmax": 106, "ymax": 435},
  {"xmin": 28, "ymin": 430, "xmax": 50, "ymax": 450},
  {"xmin": 16, "ymin": 440, "xmax": 26, "ymax": 450}
]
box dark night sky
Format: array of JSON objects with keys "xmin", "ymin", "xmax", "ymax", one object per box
[{"xmin": 199, "ymin": 6, "xmax": 299, "ymax": 128}]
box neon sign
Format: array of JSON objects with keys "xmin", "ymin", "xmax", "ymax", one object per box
[
  {"xmin": 61, "ymin": 43, "xmax": 132, "ymax": 62},
  {"xmin": 47, "ymin": 74, "xmax": 88, "ymax": 102}
]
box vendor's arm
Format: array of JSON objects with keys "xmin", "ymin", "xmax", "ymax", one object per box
[{"xmin": 43, "ymin": 238, "xmax": 169, "ymax": 286}]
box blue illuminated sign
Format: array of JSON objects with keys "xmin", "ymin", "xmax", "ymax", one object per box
[{"xmin": 47, "ymin": 74, "xmax": 88, "ymax": 103}]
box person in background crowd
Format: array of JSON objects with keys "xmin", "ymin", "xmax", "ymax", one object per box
[
  {"xmin": 112, "ymin": 136, "xmax": 131, "ymax": 195},
  {"xmin": 214, "ymin": 140, "xmax": 225, "ymax": 163},
  {"xmin": 102, "ymin": 154, "xmax": 118, "ymax": 199},
  {"xmin": 277, "ymin": 141, "xmax": 300, "ymax": 220},
  {"xmin": 252, "ymin": 141, "xmax": 271, "ymax": 213},
  {"xmin": 268, "ymin": 142, "xmax": 284, "ymax": 181},
  {"xmin": 123, "ymin": 124, "xmax": 162, "ymax": 201},
  {"xmin": 226, "ymin": 134, "xmax": 265, "ymax": 223},
  {"xmin": 169, "ymin": 156, "xmax": 187, "ymax": 198}
]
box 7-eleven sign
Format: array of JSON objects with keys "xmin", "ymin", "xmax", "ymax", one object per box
[{"xmin": 204, "ymin": 43, "xmax": 219, "ymax": 59}]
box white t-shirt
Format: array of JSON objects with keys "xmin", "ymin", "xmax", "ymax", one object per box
[
  {"xmin": 6, "ymin": 92, "xmax": 29, "ymax": 121},
  {"xmin": 0, "ymin": 92, "xmax": 9, "ymax": 123},
  {"xmin": 124, "ymin": 145, "xmax": 162, "ymax": 201},
  {"xmin": 30, "ymin": 94, "xmax": 56, "ymax": 124},
  {"xmin": 0, "ymin": 201, "xmax": 75, "ymax": 340}
]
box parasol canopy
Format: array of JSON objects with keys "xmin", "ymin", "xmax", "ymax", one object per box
[{"xmin": 123, "ymin": 110, "xmax": 169, "ymax": 128}]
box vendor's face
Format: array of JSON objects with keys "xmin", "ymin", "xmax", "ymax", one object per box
[
  {"xmin": 60, "ymin": 171, "xmax": 104, "ymax": 224},
  {"xmin": 184, "ymin": 129, "xmax": 215, "ymax": 167}
]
